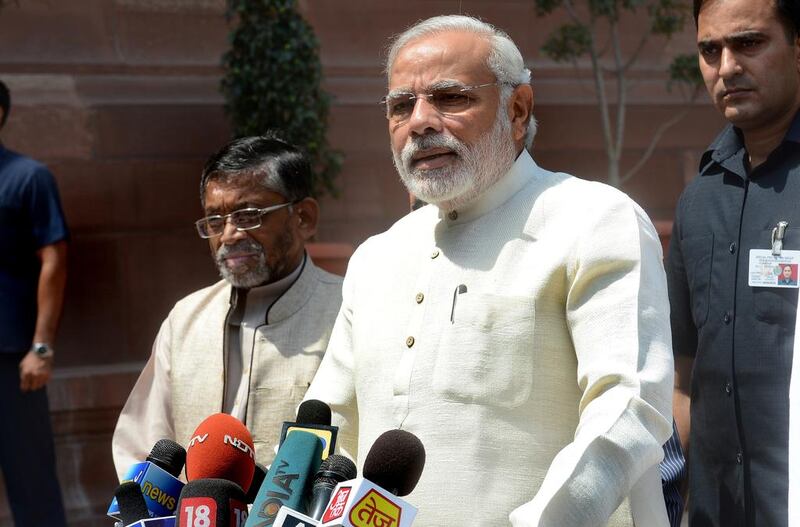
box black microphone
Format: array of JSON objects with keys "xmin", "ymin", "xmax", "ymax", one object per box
[
  {"xmin": 147, "ymin": 438, "xmax": 187, "ymax": 478},
  {"xmin": 317, "ymin": 429, "xmax": 426, "ymax": 526},
  {"xmin": 278, "ymin": 399, "xmax": 338, "ymax": 459},
  {"xmin": 114, "ymin": 481, "xmax": 150, "ymax": 526},
  {"xmin": 108, "ymin": 439, "xmax": 186, "ymax": 521},
  {"xmin": 177, "ymin": 478, "xmax": 248, "ymax": 527},
  {"xmin": 363, "ymin": 429, "xmax": 425, "ymax": 496},
  {"xmin": 245, "ymin": 463, "xmax": 267, "ymax": 505},
  {"xmin": 307, "ymin": 454, "xmax": 357, "ymax": 520}
]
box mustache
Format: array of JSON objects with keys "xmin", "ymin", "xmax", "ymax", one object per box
[
  {"xmin": 400, "ymin": 134, "xmax": 466, "ymax": 167},
  {"xmin": 216, "ymin": 239, "xmax": 264, "ymax": 261}
]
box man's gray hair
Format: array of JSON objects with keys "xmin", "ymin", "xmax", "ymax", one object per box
[{"xmin": 386, "ymin": 15, "xmax": 537, "ymax": 148}]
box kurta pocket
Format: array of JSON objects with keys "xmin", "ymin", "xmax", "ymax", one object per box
[{"xmin": 432, "ymin": 292, "xmax": 535, "ymax": 408}]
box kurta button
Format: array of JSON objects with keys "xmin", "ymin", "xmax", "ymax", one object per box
[
  {"xmin": 725, "ymin": 382, "xmax": 732, "ymax": 395},
  {"xmin": 415, "ymin": 292, "xmax": 424, "ymax": 304},
  {"xmin": 736, "ymin": 452, "xmax": 743, "ymax": 464},
  {"xmin": 406, "ymin": 336, "xmax": 415, "ymax": 347},
  {"xmin": 448, "ymin": 210, "xmax": 458, "ymax": 221},
  {"xmin": 431, "ymin": 249, "xmax": 440, "ymax": 259},
  {"xmin": 729, "ymin": 242, "xmax": 736, "ymax": 254},
  {"xmin": 723, "ymin": 312, "xmax": 731, "ymax": 324}
]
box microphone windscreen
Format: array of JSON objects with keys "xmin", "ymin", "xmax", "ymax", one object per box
[
  {"xmin": 186, "ymin": 413, "xmax": 255, "ymax": 493},
  {"xmin": 363, "ymin": 429, "xmax": 425, "ymax": 496},
  {"xmin": 315, "ymin": 454, "xmax": 357, "ymax": 485},
  {"xmin": 296, "ymin": 399, "xmax": 331, "ymax": 426},
  {"xmin": 177, "ymin": 478, "xmax": 248, "ymax": 527},
  {"xmin": 114, "ymin": 480, "xmax": 150, "ymax": 526},
  {"xmin": 245, "ymin": 463, "xmax": 267, "ymax": 504},
  {"xmin": 146, "ymin": 438, "xmax": 187, "ymax": 478}
]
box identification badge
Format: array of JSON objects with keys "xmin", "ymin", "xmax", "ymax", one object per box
[{"xmin": 749, "ymin": 249, "xmax": 800, "ymax": 288}]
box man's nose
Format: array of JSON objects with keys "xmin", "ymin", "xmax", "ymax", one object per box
[
  {"xmin": 407, "ymin": 95, "xmax": 444, "ymax": 137},
  {"xmin": 719, "ymin": 48, "xmax": 743, "ymax": 79},
  {"xmin": 219, "ymin": 218, "xmax": 248, "ymax": 245}
]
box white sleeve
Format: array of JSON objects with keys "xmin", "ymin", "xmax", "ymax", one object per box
[
  {"xmin": 303, "ymin": 249, "xmax": 361, "ymax": 461},
  {"xmin": 111, "ymin": 317, "xmax": 175, "ymax": 481},
  {"xmin": 510, "ymin": 196, "xmax": 674, "ymax": 527}
]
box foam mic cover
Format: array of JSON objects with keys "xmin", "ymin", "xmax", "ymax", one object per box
[
  {"xmin": 246, "ymin": 463, "xmax": 267, "ymax": 505},
  {"xmin": 114, "ymin": 480, "xmax": 150, "ymax": 526},
  {"xmin": 307, "ymin": 455, "xmax": 357, "ymax": 520},
  {"xmin": 297, "ymin": 399, "xmax": 331, "ymax": 425},
  {"xmin": 177, "ymin": 479, "xmax": 248, "ymax": 527},
  {"xmin": 362, "ymin": 430, "xmax": 425, "ymax": 496},
  {"xmin": 245, "ymin": 430, "xmax": 324, "ymax": 527},
  {"xmin": 186, "ymin": 414, "xmax": 255, "ymax": 493},
  {"xmin": 147, "ymin": 439, "xmax": 187, "ymax": 478}
]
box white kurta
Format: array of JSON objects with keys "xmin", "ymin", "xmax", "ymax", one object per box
[
  {"xmin": 305, "ymin": 150, "xmax": 674, "ymax": 527},
  {"xmin": 113, "ymin": 256, "xmax": 343, "ymax": 478}
]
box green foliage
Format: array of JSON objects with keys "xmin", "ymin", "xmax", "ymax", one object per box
[
  {"xmin": 669, "ymin": 52, "xmax": 704, "ymax": 90},
  {"xmin": 542, "ymin": 24, "xmax": 592, "ymax": 62},
  {"xmin": 221, "ymin": 0, "xmax": 341, "ymax": 197}
]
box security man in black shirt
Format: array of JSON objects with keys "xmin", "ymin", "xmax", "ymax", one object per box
[{"xmin": 668, "ymin": 0, "xmax": 800, "ymax": 525}]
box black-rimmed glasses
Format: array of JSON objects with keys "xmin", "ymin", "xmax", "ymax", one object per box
[
  {"xmin": 195, "ymin": 202, "xmax": 293, "ymax": 239},
  {"xmin": 379, "ymin": 81, "xmax": 507, "ymax": 122}
]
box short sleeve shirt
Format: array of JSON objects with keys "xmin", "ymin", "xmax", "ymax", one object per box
[
  {"xmin": 666, "ymin": 113, "xmax": 800, "ymax": 527},
  {"xmin": 0, "ymin": 145, "xmax": 69, "ymax": 353}
]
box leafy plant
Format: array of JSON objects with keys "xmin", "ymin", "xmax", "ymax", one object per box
[
  {"xmin": 535, "ymin": 0, "xmax": 703, "ymax": 187},
  {"xmin": 221, "ymin": 0, "xmax": 341, "ymax": 197}
]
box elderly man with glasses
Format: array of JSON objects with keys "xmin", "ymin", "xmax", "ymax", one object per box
[
  {"xmin": 112, "ymin": 134, "xmax": 343, "ymax": 474},
  {"xmin": 304, "ymin": 15, "xmax": 674, "ymax": 526}
]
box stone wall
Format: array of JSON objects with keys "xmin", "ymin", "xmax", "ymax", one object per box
[{"xmin": 0, "ymin": 1, "xmax": 724, "ymax": 523}]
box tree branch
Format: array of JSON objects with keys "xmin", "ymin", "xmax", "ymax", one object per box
[
  {"xmin": 622, "ymin": 32, "xmax": 650, "ymax": 72},
  {"xmin": 621, "ymin": 109, "xmax": 690, "ymax": 184},
  {"xmin": 612, "ymin": 17, "xmax": 626, "ymax": 164}
]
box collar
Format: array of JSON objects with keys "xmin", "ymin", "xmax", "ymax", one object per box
[
  {"xmin": 700, "ymin": 110, "xmax": 800, "ymax": 179},
  {"xmin": 227, "ymin": 252, "xmax": 317, "ymax": 325},
  {"xmin": 437, "ymin": 149, "xmax": 536, "ymax": 226}
]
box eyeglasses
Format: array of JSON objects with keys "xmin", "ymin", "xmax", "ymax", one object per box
[
  {"xmin": 380, "ymin": 81, "xmax": 507, "ymax": 122},
  {"xmin": 195, "ymin": 202, "xmax": 293, "ymax": 239}
]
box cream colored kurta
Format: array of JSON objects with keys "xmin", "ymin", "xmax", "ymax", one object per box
[
  {"xmin": 112, "ymin": 256, "xmax": 342, "ymax": 478},
  {"xmin": 304, "ymin": 150, "xmax": 673, "ymax": 527}
]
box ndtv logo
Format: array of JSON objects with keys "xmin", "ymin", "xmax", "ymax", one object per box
[{"xmin": 224, "ymin": 434, "xmax": 255, "ymax": 459}]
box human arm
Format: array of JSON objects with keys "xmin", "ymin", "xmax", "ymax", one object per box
[
  {"xmin": 19, "ymin": 240, "xmax": 68, "ymax": 391},
  {"xmin": 509, "ymin": 194, "xmax": 673, "ymax": 526},
  {"xmin": 112, "ymin": 319, "xmax": 176, "ymax": 480}
]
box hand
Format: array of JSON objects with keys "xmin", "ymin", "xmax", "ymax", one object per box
[{"xmin": 19, "ymin": 350, "xmax": 54, "ymax": 392}]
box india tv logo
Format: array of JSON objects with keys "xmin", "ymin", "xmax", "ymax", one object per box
[{"xmin": 348, "ymin": 489, "xmax": 401, "ymax": 527}]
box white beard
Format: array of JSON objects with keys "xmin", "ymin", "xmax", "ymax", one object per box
[
  {"xmin": 392, "ymin": 105, "xmax": 517, "ymax": 211},
  {"xmin": 215, "ymin": 239, "xmax": 271, "ymax": 289}
]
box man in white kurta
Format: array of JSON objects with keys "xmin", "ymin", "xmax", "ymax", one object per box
[
  {"xmin": 113, "ymin": 135, "xmax": 342, "ymax": 476},
  {"xmin": 304, "ymin": 15, "xmax": 673, "ymax": 527}
]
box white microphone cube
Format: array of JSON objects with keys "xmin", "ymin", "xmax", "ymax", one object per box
[{"xmin": 319, "ymin": 478, "xmax": 417, "ymax": 527}]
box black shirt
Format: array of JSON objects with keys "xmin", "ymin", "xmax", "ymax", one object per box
[{"xmin": 666, "ymin": 114, "xmax": 800, "ymax": 527}]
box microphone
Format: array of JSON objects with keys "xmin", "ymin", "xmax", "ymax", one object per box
[
  {"xmin": 177, "ymin": 479, "xmax": 248, "ymax": 527},
  {"xmin": 115, "ymin": 481, "xmax": 150, "ymax": 525},
  {"xmin": 273, "ymin": 506, "xmax": 321, "ymax": 526},
  {"xmin": 307, "ymin": 455, "xmax": 357, "ymax": 520},
  {"xmin": 186, "ymin": 413, "xmax": 256, "ymax": 494},
  {"xmin": 108, "ymin": 439, "xmax": 187, "ymax": 520},
  {"xmin": 246, "ymin": 463, "xmax": 268, "ymax": 505},
  {"xmin": 246, "ymin": 431, "xmax": 324, "ymax": 527},
  {"xmin": 279, "ymin": 399, "xmax": 338, "ymax": 460},
  {"xmin": 318, "ymin": 430, "xmax": 425, "ymax": 527}
]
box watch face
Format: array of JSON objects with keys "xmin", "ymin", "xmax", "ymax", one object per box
[{"xmin": 34, "ymin": 344, "xmax": 49, "ymax": 355}]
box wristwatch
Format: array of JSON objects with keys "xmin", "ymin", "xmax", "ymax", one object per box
[{"xmin": 31, "ymin": 342, "xmax": 54, "ymax": 358}]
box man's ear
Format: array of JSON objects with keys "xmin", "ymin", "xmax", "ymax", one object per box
[
  {"xmin": 509, "ymin": 83, "xmax": 534, "ymax": 147},
  {"xmin": 294, "ymin": 197, "xmax": 319, "ymax": 241}
]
